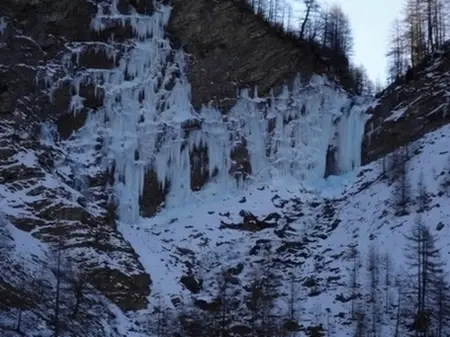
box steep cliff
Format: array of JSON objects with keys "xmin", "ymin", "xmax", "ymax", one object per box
[
  {"xmin": 0, "ymin": 0, "xmax": 152, "ymax": 313},
  {"xmin": 167, "ymin": 0, "xmax": 351, "ymax": 110},
  {"xmin": 362, "ymin": 43, "xmax": 450, "ymax": 164}
]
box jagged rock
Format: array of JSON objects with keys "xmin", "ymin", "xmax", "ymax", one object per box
[
  {"xmin": 302, "ymin": 277, "xmax": 317, "ymax": 288},
  {"xmin": 276, "ymin": 241, "xmax": 306, "ymax": 254},
  {"xmin": 139, "ymin": 169, "xmax": 169, "ymax": 217},
  {"xmin": 220, "ymin": 210, "xmax": 280, "ymax": 231},
  {"xmin": 190, "ymin": 144, "xmax": 211, "ymax": 191},
  {"xmin": 0, "ymin": 276, "xmax": 31, "ymax": 310},
  {"xmin": 75, "ymin": 44, "xmax": 120, "ymax": 69},
  {"xmin": 227, "ymin": 263, "xmax": 244, "ymax": 275},
  {"xmin": 193, "ymin": 299, "xmax": 221, "ymax": 311},
  {"xmin": 90, "ymin": 267, "xmax": 151, "ymax": 311},
  {"xmin": 324, "ymin": 145, "xmax": 338, "ymax": 177},
  {"xmin": 306, "ymin": 325, "xmax": 325, "ymax": 337},
  {"xmin": 230, "ymin": 324, "xmax": 252, "ymax": 335},
  {"xmin": 283, "ymin": 320, "xmax": 301, "ymax": 332},
  {"xmin": 117, "ymin": 0, "xmax": 154, "ymax": 14},
  {"xmin": 229, "ymin": 138, "xmax": 252, "ymax": 180},
  {"xmin": 180, "ymin": 275, "xmax": 203, "ymax": 294},
  {"xmin": 329, "ymin": 219, "xmax": 341, "ymax": 231},
  {"xmin": 0, "ymin": 0, "xmax": 154, "ymax": 313}
]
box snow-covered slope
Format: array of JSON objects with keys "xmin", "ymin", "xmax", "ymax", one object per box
[{"xmin": 119, "ymin": 123, "xmax": 450, "ymax": 335}]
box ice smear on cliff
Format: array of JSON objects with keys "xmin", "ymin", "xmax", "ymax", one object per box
[{"xmin": 67, "ymin": 1, "xmax": 372, "ymax": 223}]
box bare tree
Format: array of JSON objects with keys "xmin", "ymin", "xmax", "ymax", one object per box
[
  {"xmin": 286, "ymin": 272, "xmax": 300, "ymax": 322},
  {"xmin": 404, "ymin": 0, "xmax": 427, "ymax": 67},
  {"xmin": 387, "ymin": 18, "xmax": 408, "ymax": 81},
  {"xmin": 354, "ymin": 306, "xmax": 367, "ymax": 337},
  {"xmin": 432, "ymin": 274, "xmax": 450, "ymax": 337},
  {"xmin": 348, "ymin": 245, "xmax": 360, "ymax": 319},
  {"xmin": 216, "ymin": 269, "xmax": 233, "ymax": 337},
  {"xmin": 367, "ymin": 245, "xmax": 381, "ymax": 337},
  {"xmin": 391, "ymin": 148, "xmax": 411, "ymax": 216},
  {"xmin": 404, "ymin": 215, "xmax": 445, "ymax": 337},
  {"xmin": 299, "ymin": 0, "xmax": 320, "ymax": 39},
  {"xmin": 416, "ymin": 170, "xmax": 431, "ymax": 213},
  {"xmin": 150, "ymin": 294, "xmax": 171, "ymax": 337},
  {"xmin": 321, "ymin": 4, "xmax": 353, "ymax": 57},
  {"xmin": 393, "ymin": 278, "xmax": 404, "ymax": 337},
  {"xmin": 49, "ymin": 238, "xmax": 64, "ymax": 337},
  {"xmin": 374, "ymin": 78, "xmax": 384, "ymax": 96},
  {"xmin": 440, "ymin": 155, "xmax": 450, "ymax": 196},
  {"xmin": 382, "ymin": 252, "xmax": 394, "ymax": 314}
]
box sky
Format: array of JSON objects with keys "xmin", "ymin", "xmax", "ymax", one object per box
[{"xmin": 290, "ymin": 0, "xmax": 405, "ymax": 83}]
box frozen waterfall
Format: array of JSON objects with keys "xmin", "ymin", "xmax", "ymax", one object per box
[{"xmin": 59, "ymin": 0, "xmax": 371, "ymax": 223}]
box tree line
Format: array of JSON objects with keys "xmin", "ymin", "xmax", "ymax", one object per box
[{"xmin": 386, "ymin": 0, "xmax": 450, "ymax": 82}]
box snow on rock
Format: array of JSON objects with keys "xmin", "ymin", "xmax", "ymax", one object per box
[{"xmin": 362, "ymin": 43, "xmax": 450, "ymax": 164}]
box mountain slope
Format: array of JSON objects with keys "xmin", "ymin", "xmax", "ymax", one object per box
[
  {"xmin": 1, "ymin": 0, "xmax": 450, "ymax": 336},
  {"xmin": 118, "ymin": 123, "xmax": 450, "ymax": 335}
]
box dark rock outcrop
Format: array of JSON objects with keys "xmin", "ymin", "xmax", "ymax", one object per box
[
  {"xmin": 167, "ymin": 0, "xmax": 350, "ymax": 110},
  {"xmin": 0, "ymin": 0, "xmax": 152, "ymax": 311},
  {"xmin": 362, "ymin": 44, "xmax": 450, "ymax": 164}
]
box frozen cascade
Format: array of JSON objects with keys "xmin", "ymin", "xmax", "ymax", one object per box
[{"xmin": 59, "ymin": 1, "xmax": 370, "ymax": 223}]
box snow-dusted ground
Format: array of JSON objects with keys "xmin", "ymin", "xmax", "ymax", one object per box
[{"xmin": 119, "ymin": 123, "xmax": 450, "ymax": 335}]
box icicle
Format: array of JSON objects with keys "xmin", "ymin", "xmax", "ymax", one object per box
[{"xmin": 63, "ymin": 0, "xmax": 371, "ymax": 224}]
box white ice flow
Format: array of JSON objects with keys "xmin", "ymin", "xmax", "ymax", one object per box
[{"xmin": 65, "ymin": 0, "xmax": 371, "ymax": 223}]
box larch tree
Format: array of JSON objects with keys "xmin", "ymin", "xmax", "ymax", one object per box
[
  {"xmin": 432, "ymin": 275, "xmax": 450, "ymax": 337},
  {"xmin": 321, "ymin": 4, "xmax": 353, "ymax": 57},
  {"xmin": 404, "ymin": 215, "xmax": 445, "ymax": 337},
  {"xmin": 348, "ymin": 245, "xmax": 360, "ymax": 319},
  {"xmin": 286, "ymin": 272, "xmax": 301, "ymax": 322},
  {"xmin": 390, "ymin": 147, "xmax": 412, "ymax": 216},
  {"xmin": 382, "ymin": 252, "xmax": 394, "ymax": 314},
  {"xmin": 387, "ymin": 18, "xmax": 408, "ymax": 81},
  {"xmin": 404, "ymin": 0, "xmax": 427, "ymax": 67},
  {"xmin": 367, "ymin": 245, "xmax": 381, "ymax": 337},
  {"xmin": 416, "ymin": 170, "xmax": 431, "ymax": 213},
  {"xmin": 440, "ymin": 154, "xmax": 450, "ymax": 196},
  {"xmin": 299, "ymin": 0, "xmax": 320, "ymax": 39}
]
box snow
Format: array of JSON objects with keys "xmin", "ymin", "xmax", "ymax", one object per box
[
  {"xmin": 384, "ymin": 106, "xmax": 407, "ymax": 122},
  {"xmin": 119, "ymin": 121, "xmax": 450, "ymax": 336},
  {"xmin": 64, "ymin": 0, "xmax": 372, "ymax": 223}
]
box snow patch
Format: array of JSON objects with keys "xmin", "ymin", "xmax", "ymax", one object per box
[{"xmin": 384, "ymin": 106, "xmax": 407, "ymax": 122}]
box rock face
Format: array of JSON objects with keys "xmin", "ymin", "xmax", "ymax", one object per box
[
  {"xmin": 0, "ymin": 0, "xmax": 151, "ymax": 311},
  {"xmin": 362, "ymin": 44, "xmax": 450, "ymax": 164},
  {"xmin": 167, "ymin": 0, "xmax": 351, "ymax": 110}
]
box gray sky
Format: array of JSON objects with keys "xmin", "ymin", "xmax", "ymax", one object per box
[{"xmin": 290, "ymin": 0, "xmax": 404, "ymax": 82}]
